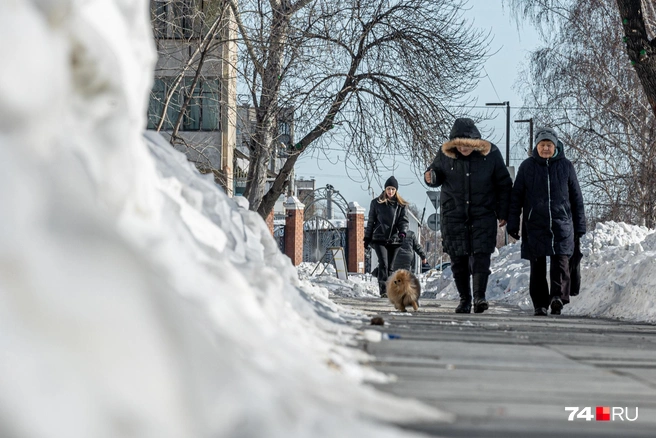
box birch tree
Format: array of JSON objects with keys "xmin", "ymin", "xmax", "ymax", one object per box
[
  {"xmin": 506, "ymin": 0, "xmax": 656, "ymax": 118},
  {"xmin": 509, "ymin": 0, "xmax": 656, "ymax": 226}
]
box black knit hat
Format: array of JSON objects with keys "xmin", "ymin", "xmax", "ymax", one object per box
[{"xmin": 384, "ymin": 176, "xmax": 398, "ymax": 189}]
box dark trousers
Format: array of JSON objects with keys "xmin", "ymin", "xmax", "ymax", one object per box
[
  {"xmin": 568, "ymin": 237, "xmax": 583, "ymax": 297},
  {"xmin": 372, "ymin": 243, "xmax": 399, "ymax": 294},
  {"xmin": 529, "ymin": 255, "xmax": 570, "ymax": 309},
  {"xmin": 450, "ymin": 253, "xmax": 491, "ymax": 280}
]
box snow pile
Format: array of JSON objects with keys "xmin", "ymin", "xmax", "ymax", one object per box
[
  {"xmin": 0, "ymin": 2, "xmax": 449, "ymax": 438},
  {"xmin": 584, "ymin": 221, "xmax": 653, "ymax": 252},
  {"xmin": 298, "ymin": 263, "xmax": 380, "ymax": 298},
  {"xmin": 418, "ymin": 220, "xmax": 656, "ymax": 322},
  {"xmin": 422, "ymin": 268, "xmax": 456, "ymax": 299},
  {"xmin": 566, "ymin": 221, "xmax": 656, "ymax": 322}
]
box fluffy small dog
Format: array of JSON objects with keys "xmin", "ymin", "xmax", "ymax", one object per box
[{"xmin": 386, "ymin": 269, "xmax": 421, "ymax": 312}]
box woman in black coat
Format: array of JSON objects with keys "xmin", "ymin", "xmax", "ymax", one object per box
[
  {"xmin": 507, "ymin": 127, "xmax": 586, "ymax": 316},
  {"xmin": 424, "ymin": 118, "xmax": 512, "ymax": 313},
  {"xmin": 364, "ymin": 176, "xmax": 409, "ymax": 297}
]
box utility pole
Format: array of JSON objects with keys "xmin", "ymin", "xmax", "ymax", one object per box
[{"xmin": 486, "ymin": 101, "xmax": 511, "ymax": 246}]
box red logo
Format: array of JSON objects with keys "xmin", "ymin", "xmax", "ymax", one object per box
[{"xmin": 596, "ymin": 406, "xmax": 611, "ymax": 421}]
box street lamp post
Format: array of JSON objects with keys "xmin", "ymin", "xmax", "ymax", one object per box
[
  {"xmin": 486, "ymin": 101, "xmax": 510, "ymax": 167},
  {"xmin": 515, "ymin": 118, "xmax": 534, "ymax": 157},
  {"xmin": 486, "ymin": 101, "xmax": 511, "ymax": 246}
]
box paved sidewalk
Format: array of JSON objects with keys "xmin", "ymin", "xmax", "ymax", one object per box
[{"xmin": 336, "ymin": 297, "xmax": 656, "ymax": 438}]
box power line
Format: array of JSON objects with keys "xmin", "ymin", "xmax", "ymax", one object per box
[
  {"xmin": 466, "ymin": 105, "xmax": 586, "ymax": 111},
  {"xmin": 482, "ymin": 66, "xmax": 503, "ymax": 103}
]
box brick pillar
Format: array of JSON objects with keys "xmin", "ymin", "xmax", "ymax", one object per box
[
  {"xmin": 284, "ymin": 196, "xmax": 305, "ymax": 266},
  {"xmin": 347, "ymin": 201, "xmax": 365, "ymax": 273},
  {"xmin": 266, "ymin": 209, "xmax": 275, "ymax": 236}
]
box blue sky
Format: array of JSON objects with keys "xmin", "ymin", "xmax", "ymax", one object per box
[{"xmin": 294, "ymin": 1, "xmax": 543, "ymax": 217}]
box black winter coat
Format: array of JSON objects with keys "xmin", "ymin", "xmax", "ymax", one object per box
[
  {"xmin": 507, "ymin": 142, "xmax": 586, "ymax": 259},
  {"xmin": 391, "ymin": 230, "xmax": 426, "ymax": 271},
  {"xmin": 364, "ymin": 198, "xmax": 409, "ymax": 244},
  {"xmin": 426, "ymin": 139, "xmax": 512, "ymax": 256}
]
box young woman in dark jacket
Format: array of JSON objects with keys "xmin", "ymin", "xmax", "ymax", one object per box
[
  {"xmin": 424, "ymin": 118, "xmax": 512, "ymax": 313},
  {"xmin": 364, "ymin": 176, "xmax": 409, "ymax": 297},
  {"xmin": 507, "ymin": 127, "xmax": 586, "ymax": 316}
]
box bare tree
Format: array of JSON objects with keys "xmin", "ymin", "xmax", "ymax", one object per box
[
  {"xmin": 230, "ymin": 0, "xmax": 490, "ymax": 218},
  {"xmin": 510, "ymin": 0, "xmax": 656, "ymax": 226},
  {"xmin": 505, "ymin": 0, "xmax": 656, "ymax": 118}
]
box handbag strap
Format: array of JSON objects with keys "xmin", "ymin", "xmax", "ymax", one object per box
[{"xmin": 388, "ymin": 204, "xmax": 399, "ymax": 241}]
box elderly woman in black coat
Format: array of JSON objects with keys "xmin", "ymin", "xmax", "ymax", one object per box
[
  {"xmin": 507, "ymin": 127, "xmax": 586, "ymax": 316},
  {"xmin": 364, "ymin": 176, "xmax": 410, "ymax": 297},
  {"xmin": 424, "ymin": 118, "xmax": 512, "ymax": 313}
]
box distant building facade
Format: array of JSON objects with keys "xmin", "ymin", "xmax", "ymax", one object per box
[{"xmin": 147, "ymin": 0, "xmax": 237, "ymax": 195}]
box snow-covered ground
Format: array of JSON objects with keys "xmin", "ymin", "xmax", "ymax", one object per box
[
  {"xmin": 318, "ymin": 221, "xmax": 656, "ymax": 324},
  {"xmin": 0, "ymin": 2, "xmax": 449, "ymax": 437}
]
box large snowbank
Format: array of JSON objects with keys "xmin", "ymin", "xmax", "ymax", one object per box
[
  {"xmin": 0, "ymin": 2, "xmax": 449, "ymax": 437},
  {"xmin": 416, "ymin": 221, "xmax": 656, "ymax": 323}
]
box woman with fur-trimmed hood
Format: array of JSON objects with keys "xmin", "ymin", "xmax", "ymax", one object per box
[{"xmin": 424, "ymin": 118, "xmax": 512, "ymax": 314}]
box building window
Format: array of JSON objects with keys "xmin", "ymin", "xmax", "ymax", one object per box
[
  {"xmin": 278, "ymin": 121, "xmax": 290, "ymax": 136},
  {"xmin": 201, "ymin": 80, "xmax": 220, "ymax": 130},
  {"xmin": 151, "ymin": 1, "xmax": 168, "ymax": 39},
  {"xmin": 147, "ymin": 77, "xmax": 221, "ymax": 132},
  {"xmin": 172, "ymin": 0, "xmax": 194, "ymax": 39},
  {"xmin": 147, "ymin": 78, "xmax": 166, "ymax": 129}
]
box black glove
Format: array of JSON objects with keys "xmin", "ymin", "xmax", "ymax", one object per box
[
  {"xmin": 363, "ymin": 237, "xmax": 371, "ymax": 249},
  {"xmin": 509, "ymin": 230, "xmax": 520, "ymax": 240},
  {"xmin": 398, "ymin": 232, "xmax": 406, "ymax": 242}
]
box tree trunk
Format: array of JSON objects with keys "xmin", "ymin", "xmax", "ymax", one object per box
[
  {"xmin": 245, "ymin": 4, "xmax": 290, "ymax": 211},
  {"xmin": 617, "ymin": 0, "xmax": 656, "ymax": 117},
  {"xmin": 257, "ymin": 44, "xmax": 363, "ymax": 218}
]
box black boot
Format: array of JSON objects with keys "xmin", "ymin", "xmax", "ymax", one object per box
[
  {"xmin": 472, "ymin": 273, "xmax": 490, "ymax": 314},
  {"xmin": 378, "ymin": 281, "xmax": 387, "ymax": 298},
  {"xmin": 550, "ymin": 296, "xmax": 563, "ymax": 315},
  {"xmin": 454, "ymin": 276, "xmax": 472, "ymax": 313}
]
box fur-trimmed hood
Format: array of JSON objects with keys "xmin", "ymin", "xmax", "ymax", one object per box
[{"xmin": 441, "ymin": 138, "xmax": 492, "ymax": 159}]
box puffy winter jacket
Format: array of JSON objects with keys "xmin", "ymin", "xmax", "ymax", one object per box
[
  {"xmin": 507, "ymin": 141, "xmax": 586, "ymax": 259},
  {"xmin": 391, "ymin": 230, "xmax": 426, "ymax": 271},
  {"xmin": 426, "ymin": 138, "xmax": 512, "ymax": 256},
  {"xmin": 364, "ymin": 197, "xmax": 409, "ymax": 244}
]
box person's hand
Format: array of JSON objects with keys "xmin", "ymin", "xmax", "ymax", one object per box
[
  {"xmin": 498, "ymin": 219, "xmax": 507, "ymax": 227},
  {"xmin": 424, "ymin": 170, "xmax": 436, "ymax": 185},
  {"xmin": 398, "ymin": 232, "xmax": 406, "ymax": 242},
  {"xmin": 509, "ymin": 231, "xmax": 520, "ymax": 240},
  {"xmin": 424, "ymin": 170, "xmax": 432, "ymax": 184},
  {"xmin": 363, "ymin": 237, "xmax": 371, "ymax": 249}
]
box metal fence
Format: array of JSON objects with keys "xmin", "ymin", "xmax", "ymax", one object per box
[
  {"xmin": 273, "ymin": 225, "xmax": 285, "ymax": 253},
  {"xmin": 303, "ymin": 228, "xmax": 347, "ymax": 264}
]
